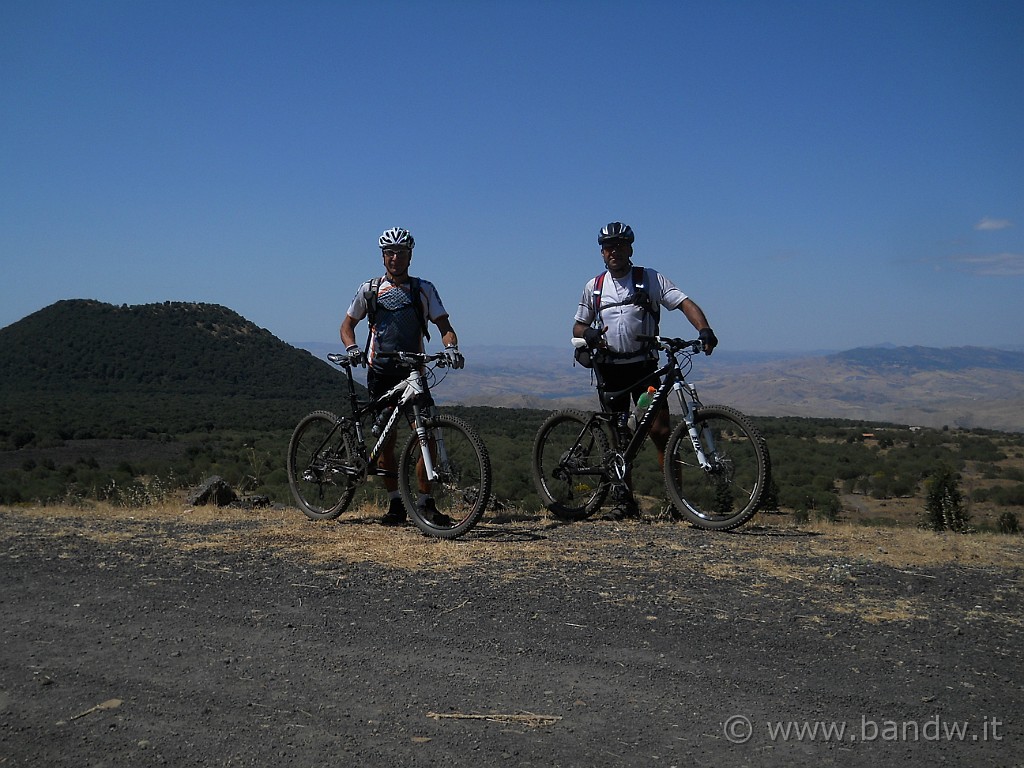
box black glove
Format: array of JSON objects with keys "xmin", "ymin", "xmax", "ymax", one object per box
[
  {"xmin": 443, "ymin": 345, "xmax": 465, "ymax": 369},
  {"xmin": 346, "ymin": 344, "xmax": 366, "ymax": 367},
  {"xmin": 698, "ymin": 328, "xmax": 718, "ymax": 356},
  {"xmin": 582, "ymin": 327, "xmax": 603, "ymax": 347}
]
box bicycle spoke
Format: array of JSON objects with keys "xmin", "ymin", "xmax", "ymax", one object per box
[
  {"xmin": 664, "ymin": 406, "xmax": 767, "ymax": 530},
  {"xmin": 398, "ymin": 414, "xmax": 491, "ymax": 539},
  {"xmin": 532, "ymin": 410, "xmax": 609, "ymax": 521},
  {"xmin": 287, "ymin": 411, "xmax": 356, "ymax": 520}
]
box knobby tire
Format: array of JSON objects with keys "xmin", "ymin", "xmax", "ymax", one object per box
[
  {"xmin": 664, "ymin": 404, "xmax": 769, "ymax": 531},
  {"xmin": 398, "ymin": 414, "xmax": 492, "ymax": 540},
  {"xmin": 287, "ymin": 410, "xmax": 357, "ymax": 520},
  {"xmin": 532, "ymin": 409, "xmax": 610, "ymax": 521}
]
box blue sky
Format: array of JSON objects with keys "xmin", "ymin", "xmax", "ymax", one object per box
[{"xmin": 2, "ymin": 0, "xmax": 1022, "ymax": 353}]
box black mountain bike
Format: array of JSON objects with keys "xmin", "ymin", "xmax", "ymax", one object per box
[
  {"xmin": 532, "ymin": 336, "xmax": 770, "ymax": 531},
  {"xmin": 286, "ymin": 351, "xmax": 491, "ymax": 539}
]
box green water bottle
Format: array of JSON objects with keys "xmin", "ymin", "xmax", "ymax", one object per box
[{"xmin": 627, "ymin": 386, "xmax": 656, "ymax": 432}]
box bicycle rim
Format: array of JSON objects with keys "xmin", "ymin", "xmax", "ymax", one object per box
[
  {"xmin": 287, "ymin": 410, "xmax": 357, "ymax": 520},
  {"xmin": 664, "ymin": 405, "xmax": 767, "ymax": 531},
  {"xmin": 398, "ymin": 414, "xmax": 492, "ymax": 540},
  {"xmin": 532, "ymin": 410, "xmax": 609, "ymax": 521}
]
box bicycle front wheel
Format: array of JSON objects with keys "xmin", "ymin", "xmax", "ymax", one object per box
[
  {"xmin": 664, "ymin": 405, "xmax": 768, "ymax": 531},
  {"xmin": 532, "ymin": 409, "xmax": 610, "ymax": 521},
  {"xmin": 287, "ymin": 410, "xmax": 357, "ymax": 520},
  {"xmin": 398, "ymin": 414, "xmax": 492, "ymax": 540}
]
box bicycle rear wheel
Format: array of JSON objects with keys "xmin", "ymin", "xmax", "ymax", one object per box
[
  {"xmin": 532, "ymin": 409, "xmax": 610, "ymax": 521},
  {"xmin": 664, "ymin": 405, "xmax": 768, "ymax": 531},
  {"xmin": 287, "ymin": 410, "xmax": 357, "ymax": 520},
  {"xmin": 398, "ymin": 414, "xmax": 492, "ymax": 540}
]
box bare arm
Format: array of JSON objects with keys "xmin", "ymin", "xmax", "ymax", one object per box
[
  {"xmin": 340, "ymin": 314, "xmax": 360, "ymax": 349},
  {"xmin": 433, "ymin": 315, "xmax": 458, "ymax": 348},
  {"xmin": 679, "ymin": 298, "xmax": 711, "ymax": 333}
]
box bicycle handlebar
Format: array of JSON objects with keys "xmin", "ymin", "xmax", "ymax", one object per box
[
  {"xmin": 572, "ymin": 335, "xmax": 705, "ymax": 356},
  {"xmin": 326, "ymin": 350, "xmax": 456, "ymax": 370},
  {"xmin": 637, "ymin": 335, "xmax": 705, "ymax": 354}
]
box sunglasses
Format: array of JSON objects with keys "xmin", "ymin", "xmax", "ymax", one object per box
[
  {"xmin": 382, "ymin": 248, "xmax": 411, "ymax": 257},
  {"xmin": 601, "ymin": 241, "xmax": 630, "ymax": 252}
]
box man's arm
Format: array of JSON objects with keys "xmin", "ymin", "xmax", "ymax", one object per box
[
  {"xmin": 340, "ymin": 314, "xmax": 360, "ymax": 348},
  {"xmin": 679, "ymin": 298, "xmax": 711, "ymax": 332},
  {"xmin": 433, "ymin": 315, "xmax": 458, "ymax": 349}
]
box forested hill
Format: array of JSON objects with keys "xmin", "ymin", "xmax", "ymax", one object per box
[
  {"xmin": 0, "ymin": 300, "xmax": 348, "ymax": 439},
  {"xmin": 0, "ymin": 299, "xmax": 342, "ymax": 397}
]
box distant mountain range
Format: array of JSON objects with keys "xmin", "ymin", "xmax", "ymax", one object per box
[
  {"xmin": 296, "ymin": 340, "xmax": 1024, "ymax": 433},
  {"xmin": 2, "ymin": 301, "xmax": 1021, "ymax": 439}
]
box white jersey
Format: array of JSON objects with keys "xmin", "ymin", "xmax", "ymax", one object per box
[{"xmin": 574, "ymin": 266, "xmax": 687, "ymax": 363}]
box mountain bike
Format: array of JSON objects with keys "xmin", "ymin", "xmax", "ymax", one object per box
[
  {"xmin": 532, "ymin": 336, "xmax": 770, "ymax": 531},
  {"xmin": 286, "ymin": 351, "xmax": 492, "ymax": 539}
]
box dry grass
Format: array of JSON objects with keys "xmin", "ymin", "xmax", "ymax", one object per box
[
  {"xmin": 3, "ymin": 501, "xmax": 1021, "ymax": 630},
  {"xmin": 3, "ymin": 501, "xmax": 1021, "ymax": 574}
]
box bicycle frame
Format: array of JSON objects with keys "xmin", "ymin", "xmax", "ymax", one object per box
[
  {"xmin": 290, "ymin": 350, "xmax": 492, "ymax": 537},
  {"xmin": 537, "ymin": 336, "xmax": 768, "ymax": 529},
  {"xmin": 333, "ymin": 352, "xmax": 446, "ymax": 483},
  {"xmin": 590, "ymin": 338, "xmax": 716, "ymax": 474}
]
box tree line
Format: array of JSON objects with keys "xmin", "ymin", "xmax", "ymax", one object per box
[{"xmin": 2, "ymin": 405, "xmax": 1023, "ymax": 533}]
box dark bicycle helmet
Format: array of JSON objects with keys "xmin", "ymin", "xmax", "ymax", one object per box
[
  {"xmin": 598, "ymin": 221, "xmax": 634, "ymax": 245},
  {"xmin": 379, "ymin": 227, "xmax": 415, "ymax": 250}
]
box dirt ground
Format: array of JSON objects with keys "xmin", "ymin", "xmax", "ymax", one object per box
[{"xmin": 1, "ymin": 503, "xmax": 1022, "ymax": 767}]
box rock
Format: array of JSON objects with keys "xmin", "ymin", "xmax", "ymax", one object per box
[{"xmin": 186, "ymin": 476, "xmax": 237, "ymax": 507}]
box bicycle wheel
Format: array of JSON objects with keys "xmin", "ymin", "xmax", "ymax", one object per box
[
  {"xmin": 664, "ymin": 405, "xmax": 768, "ymax": 531},
  {"xmin": 398, "ymin": 414, "xmax": 492, "ymax": 540},
  {"xmin": 532, "ymin": 409, "xmax": 610, "ymax": 521},
  {"xmin": 287, "ymin": 410, "xmax": 358, "ymax": 520}
]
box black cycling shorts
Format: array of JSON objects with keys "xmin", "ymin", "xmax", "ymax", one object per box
[{"xmin": 595, "ymin": 360, "xmax": 660, "ymax": 412}]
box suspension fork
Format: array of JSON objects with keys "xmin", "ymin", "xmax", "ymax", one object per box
[
  {"xmin": 410, "ymin": 403, "xmax": 444, "ymax": 482},
  {"xmin": 675, "ymin": 380, "xmax": 715, "ymax": 471},
  {"xmin": 405, "ymin": 366, "xmax": 443, "ymax": 482}
]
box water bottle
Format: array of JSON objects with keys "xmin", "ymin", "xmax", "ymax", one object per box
[
  {"xmin": 371, "ymin": 409, "xmax": 389, "ymax": 437},
  {"xmin": 627, "ymin": 386, "xmax": 656, "ymax": 432}
]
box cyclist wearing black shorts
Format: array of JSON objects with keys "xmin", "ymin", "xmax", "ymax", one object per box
[
  {"xmin": 572, "ymin": 221, "xmax": 718, "ymax": 518},
  {"xmin": 340, "ymin": 227, "xmax": 464, "ymax": 526}
]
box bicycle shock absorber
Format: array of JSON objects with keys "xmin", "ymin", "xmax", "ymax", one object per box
[
  {"xmin": 410, "ymin": 405, "xmax": 439, "ymax": 482},
  {"xmin": 677, "ymin": 382, "xmax": 714, "ymax": 471}
]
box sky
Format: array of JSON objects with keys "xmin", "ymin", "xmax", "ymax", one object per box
[{"xmin": 2, "ymin": 0, "xmax": 1022, "ymax": 353}]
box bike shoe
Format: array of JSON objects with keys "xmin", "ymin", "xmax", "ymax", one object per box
[
  {"xmin": 604, "ymin": 498, "xmax": 642, "ymax": 521},
  {"xmin": 417, "ymin": 497, "xmax": 453, "ymax": 527},
  {"xmin": 380, "ymin": 497, "xmax": 408, "ymax": 526}
]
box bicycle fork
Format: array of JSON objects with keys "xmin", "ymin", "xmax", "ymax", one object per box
[
  {"xmin": 411, "ymin": 404, "xmax": 444, "ymax": 482},
  {"xmin": 675, "ymin": 381, "xmax": 715, "ymax": 472}
]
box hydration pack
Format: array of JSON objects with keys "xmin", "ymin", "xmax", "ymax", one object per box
[
  {"xmin": 363, "ymin": 276, "xmax": 431, "ymax": 357},
  {"xmin": 575, "ymin": 266, "xmax": 660, "ymax": 368}
]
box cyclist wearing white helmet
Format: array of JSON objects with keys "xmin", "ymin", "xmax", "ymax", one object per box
[
  {"xmin": 340, "ymin": 227, "xmax": 464, "ymax": 526},
  {"xmin": 573, "ymin": 221, "xmax": 718, "ymax": 519}
]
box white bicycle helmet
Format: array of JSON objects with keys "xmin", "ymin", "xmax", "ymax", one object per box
[
  {"xmin": 379, "ymin": 227, "xmax": 415, "ymax": 250},
  {"xmin": 598, "ymin": 222, "xmax": 634, "ymax": 245}
]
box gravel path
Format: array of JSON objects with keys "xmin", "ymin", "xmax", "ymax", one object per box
[{"xmin": 1, "ymin": 508, "xmax": 1021, "ymax": 767}]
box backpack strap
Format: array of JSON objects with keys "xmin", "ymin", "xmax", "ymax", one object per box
[
  {"xmin": 591, "ymin": 267, "xmax": 660, "ymax": 360},
  {"xmin": 362, "ymin": 276, "xmax": 383, "ymax": 357},
  {"xmin": 593, "ymin": 267, "xmax": 660, "ymax": 324},
  {"xmin": 410, "ymin": 276, "xmax": 431, "ymax": 342},
  {"xmin": 362, "ymin": 275, "xmax": 430, "ymax": 356},
  {"xmin": 591, "ymin": 271, "xmax": 606, "ymax": 319},
  {"xmin": 631, "ymin": 265, "xmax": 660, "ymax": 325}
]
